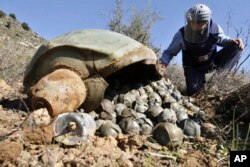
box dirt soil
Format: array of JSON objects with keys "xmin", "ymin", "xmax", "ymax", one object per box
[{"xmin": 0, "ymin": 80, "xmax": 228, "ymax": 167}]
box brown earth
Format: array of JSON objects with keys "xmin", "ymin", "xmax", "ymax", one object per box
[
  {"xmin": 0, "ymin": 100, "xmax": 224, "ymax": 166},
  {"xmin": 1, "ymin": 10, "xmax": 249, "ymax": 167}
]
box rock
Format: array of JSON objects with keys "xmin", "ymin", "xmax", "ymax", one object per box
[
  {"xmin": 0, "ymin": 79, "xmax": 13, "ymax": 99},
  {"xmin": 116, "ymin": 153, "xmax": 133, "ymax": 167},
  {"xmin": 29, "ymin": 108, "xmax": 51, "ymax": 126},
  {"xmin": 201, "ymin": 122, "xmax": 217, "ymax": 138},
  {"xmin": 0, "ymin": 141, "xmax": 23, "ymax": 161},
  {"xmin": 41, "ymin": 149, "xmax": 63, "ymax": 166},
  {"xmin": 22, "ymin": 124, "xmax": 54, "ymax": 144}
]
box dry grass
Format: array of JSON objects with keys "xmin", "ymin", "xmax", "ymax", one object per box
[
  {"xmin": 205, "ymin": 70, "xmax": 250, "ymax": 96},
  {"xmin": 0, "ymin": 15, "xmax": 46, "ymax": 85},
  {"xmin": 0, "ymin": 38, "xmax": 35, "ymax": 84},
  {"xmin": 166, "ymin": 64, "xmax": 186, "ymax": 92}
]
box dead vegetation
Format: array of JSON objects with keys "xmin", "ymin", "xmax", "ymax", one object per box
[{"xmin": 0, "ymin": 13, "xmax": 46, "ymax": 84}]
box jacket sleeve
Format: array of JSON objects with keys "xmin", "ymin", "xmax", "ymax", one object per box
[
  {"xmin": 217, "ymin": 25, "xmax": 233, "ymax": 47},
  {"xmin": 160, "ymin": 30, "xmax": 183, "ymax": 65}
]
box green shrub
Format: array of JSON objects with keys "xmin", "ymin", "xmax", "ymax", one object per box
[
  {"xmin": 22, "ymin": 22, "xmax": 30, "ymax": 31},
  {"xmin": 9, "ymin": 13, "xmax": 16, "ymax": 20},
  {"xmin": 107, "ymin": 0, "xmax": 161, "ymax": 56},
  {"xmin": 0, "ymin": 10, "xmax": 6, "ymax": 18}
]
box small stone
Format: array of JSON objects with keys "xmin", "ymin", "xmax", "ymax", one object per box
[
  {"xmin": 29, "ymin": 108, "xmax": 51, "ymax": 126},
  {"xmin": 0, "ymin": 141, "xmax": 23, "ymax": 161}
]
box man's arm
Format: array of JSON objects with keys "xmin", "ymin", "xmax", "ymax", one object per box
[
  {"xmin": 160, "ymin": 30, "xmax": 183, "ymax": 65},
  {"xmin": 217, "ymin": 25, "xmax": 244, "ymax": 49},
  {"xmin": 157, "ymin": 30, "xmax": 183, "ymax": 76}
]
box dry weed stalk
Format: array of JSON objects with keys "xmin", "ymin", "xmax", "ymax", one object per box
[{"xmin": 205, "ymin": 70, "xmax": 250, "ymax": 96}]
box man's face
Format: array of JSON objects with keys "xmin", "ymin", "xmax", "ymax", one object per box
[
  {"xmin": 184, "ymin": 20, "xmax": 210, "ymax": 43},
  {"xmin": 189, "ymin": 21, "xmax": 208, "ymax": 31}
]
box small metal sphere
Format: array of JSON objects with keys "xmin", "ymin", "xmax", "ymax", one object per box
[
  {"xmin": 95, "ymin": 119, "xmax": 106, "ymax": 129},
  {"xmin": 146, "ymin": 106, "xmax": 164, "ymax": 120},
  {"xmin": 133, "ymin": 98, "xmax": 149, "ymax": 113},
  {"xmin": 175, "ymin": 110, "xmax": 189, "ymax": 122},
  {"xmin": 144, "ymin": 85, "xmax": 154, "ymax": 93},
  {"xmin": 123, "ymin": 92, "xmax": 137, "ymax": 108},
  {"xmin": 98, "ymin": 99, "xmax": 115, "ymax": 113},
  {"xmin": 120, "ymin": 108, "xmax": 138, "ymax": 119},
  {"xmin": 157, "ymin": 108, "xmax": 177, "ymax": 123},
  {"xmin": 170, "ymin": 102, "xmax": 182, "ymax": 112},
  {"xmin": 162, "ymin": 95, "xmax": 177, "ymax": 108},
  {"xmin": 137, "ymin": 117, "xmax": 154, "ymax": 136},
  {"xmin": 152, "ymin": 122, "xmax": 183, "ymax": 146},
  {"xmin": 114, "ymin": 103, "xmax": 127, "ymax": 115},
  {"xmin": 130, "ymin": 89, "xmax": 140, "ymax": 97},
  {"xmin": 150, "ymin": 81, "xmax": 158, "ymax": 88},
  {"xmin": 178, "ymin": 118, "xmax": 201, "ymax": 139},
  {"xmin": 119, "ymin": 117, "xmax": 140, "ymax": 134},
  {"xmin": 148, "ymin": 92, "xmax": 162, "ymax": 107},
  {"xmin": 171, "ymin": 90, "xmax": 182, "ymax": 101},
  {"xmin": 98, "ymin": 120, "xmax": 122, "ymax": 138},
  {"xmin": 156, "ymin": 79, "xmax": 165, "ymax": 87},
  {"xmin": 99, "ymin": 110, "xmax": 116, "ymax": 123}
]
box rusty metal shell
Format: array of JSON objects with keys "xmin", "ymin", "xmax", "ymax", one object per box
[
  {"xmin": 24, "ymin": 29, "xmax": 158, "ymax": 117},
  {"xmin": 24, "ymin": 29, "xmax": 158, "ymax": 82},
  {"xmin": 81, "ymin": 75, "xmax": 109, "ymax": 112},
  {"xmin": 31, "ymin": 69, "xmax": 86, "ymax": 117}
]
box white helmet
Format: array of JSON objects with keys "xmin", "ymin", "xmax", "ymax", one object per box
[
  {"xmin": 184, "ymin": 4, "xmax": 212, "ymax": 43},
  {"xmin": 186, "ymin": 4, "xmax": 212, "ymax": 22}
]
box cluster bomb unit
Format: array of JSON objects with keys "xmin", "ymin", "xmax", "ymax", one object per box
[{"xmin": 23, "ymin": 29, "xmax": 203, "ymax": 146}]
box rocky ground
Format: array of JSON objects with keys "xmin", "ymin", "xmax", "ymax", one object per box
[
  {"xmin": 0, "ymin": 10, "xmax": 249, "ymax": 167},
  {"xmin": 0, "ymin": 79, "xmax": 227, "ymax": 167}
]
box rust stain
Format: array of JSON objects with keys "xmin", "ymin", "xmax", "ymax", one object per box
[{"xmin": 31, "ymin": 69, "xmax": 86, "ymax": 117}]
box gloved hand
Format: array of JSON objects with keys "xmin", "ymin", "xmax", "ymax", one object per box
[
  {"xmin": 233, "ymin": 38, "xmax": 244, "ymax": 50},
  {"xmin": 156, "ymin": 60, "xmax": 168, "ymax": 77}
]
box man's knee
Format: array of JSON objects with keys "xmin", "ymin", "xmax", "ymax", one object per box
[{"xmin": 184, "ymin": 68, "xmax": 206, "ymax": 96}]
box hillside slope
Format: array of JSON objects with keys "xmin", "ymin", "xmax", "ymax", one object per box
[{"xmin": 0, "ymin": 11, "xmax": 47, "ymax": 84}]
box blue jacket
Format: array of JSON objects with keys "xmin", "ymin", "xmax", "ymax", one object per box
[{"xmin": 160, "ymin": 20, "xmax": 232, "ymax": 68}]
